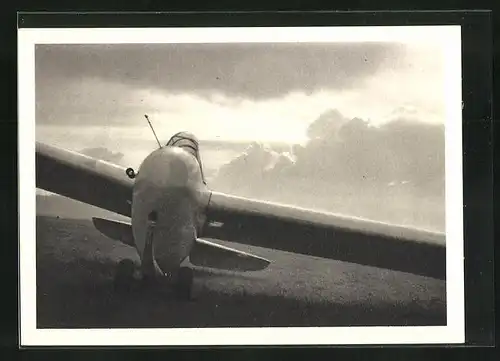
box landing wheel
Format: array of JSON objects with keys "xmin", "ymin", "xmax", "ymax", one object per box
[
  {"xmin": 175, "ymin": 267, "xmax": 194, "ymax": 300},
  {"xmin": 113, "ymin": 259, "xmax": 136, "ymax": 293}
]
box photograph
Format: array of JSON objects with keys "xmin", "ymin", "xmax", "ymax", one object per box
[{"xmin": 19, "ymin": 26, "xmax": 464, "ymax": 345}]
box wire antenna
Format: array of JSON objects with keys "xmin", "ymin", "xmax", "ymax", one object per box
[{"xmin": 144, "ymin": 114, "xmax": 162, "ymax": 149}]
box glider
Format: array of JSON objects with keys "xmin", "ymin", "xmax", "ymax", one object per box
[{"xmin": 35, "ymin": 131, "xmax": 446, "ymax": 299}]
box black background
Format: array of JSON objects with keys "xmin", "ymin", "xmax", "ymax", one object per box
[{"xmin": 2, "ymin": 4, "xmax": 497, "ymax": 361}]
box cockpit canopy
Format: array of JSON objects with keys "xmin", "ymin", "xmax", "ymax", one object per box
[{"xmin": 165, "ymin": 132, "xmax": 206, "ymax": 184}]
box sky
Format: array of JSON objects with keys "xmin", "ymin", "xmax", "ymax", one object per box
[{"xmin": 35, "ymin": 41, "xmax": 446, "ymax": 158}]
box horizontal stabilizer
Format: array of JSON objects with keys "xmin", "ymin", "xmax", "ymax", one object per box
[
  {"xmin": 190, "ymin": 238, "xmax": 271, "ymax": 272},
  {"xmin": 92, "ymin": 217, "xmax": 135, "ymax": 248}
]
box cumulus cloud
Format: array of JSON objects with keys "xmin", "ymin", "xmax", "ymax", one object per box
[
  {"xmin": 216, "ymin": 109, "xmax": 444, "ymax": 186},
  {"xmin": 211, "ymin": 109, "xmax": 445, "ymax": 230}
]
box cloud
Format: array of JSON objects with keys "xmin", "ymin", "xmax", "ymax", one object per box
[
  {"xmin": 306, "ymin": 108, "xmax": 349, "ymax": 140},
  {"xmin": 216, "ymin": 108, "xmax": 444, "ymax": 187},
  {"xmin": 211, "ymin": 110, "xmax": 445, "ymax": 230},
  {"xmin": 35, "ymin": 43, "xmax": 405, "ymax": 100}
]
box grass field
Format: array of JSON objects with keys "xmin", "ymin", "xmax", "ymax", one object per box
[{"xmin": 35, "ymin": 215, "xmax": 446, "ymax": 328}]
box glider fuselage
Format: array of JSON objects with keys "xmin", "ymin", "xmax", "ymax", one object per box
[{"xmin": 131, "ymin": 145, "xmax": 210, "ymax": 276}]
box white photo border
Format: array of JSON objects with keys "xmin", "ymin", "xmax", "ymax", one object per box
[{"xmin": 18, "ymin": 26, "xmax": 464, "ymax": 346}]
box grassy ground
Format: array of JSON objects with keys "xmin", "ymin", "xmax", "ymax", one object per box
[{"xmin": 35, "ymin": 215, "xmax": 446, "ymax": 328}]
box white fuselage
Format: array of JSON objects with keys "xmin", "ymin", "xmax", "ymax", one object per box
[{"xmin": 131, "ymin": 146, "xmax": 210, "ymax": 276}]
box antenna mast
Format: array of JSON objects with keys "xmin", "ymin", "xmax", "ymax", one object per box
[{"xmin": 144, "ymin": 114, "xmax": 162, "ymax": 149}]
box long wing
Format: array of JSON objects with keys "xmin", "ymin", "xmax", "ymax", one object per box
[
  {"xmin": 202, "ymin": 192, "xmax": 446, "ymax": 280},
  {"xmin": 36, "ymin": 142, "xmax": 133, "ymax": 217}
]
